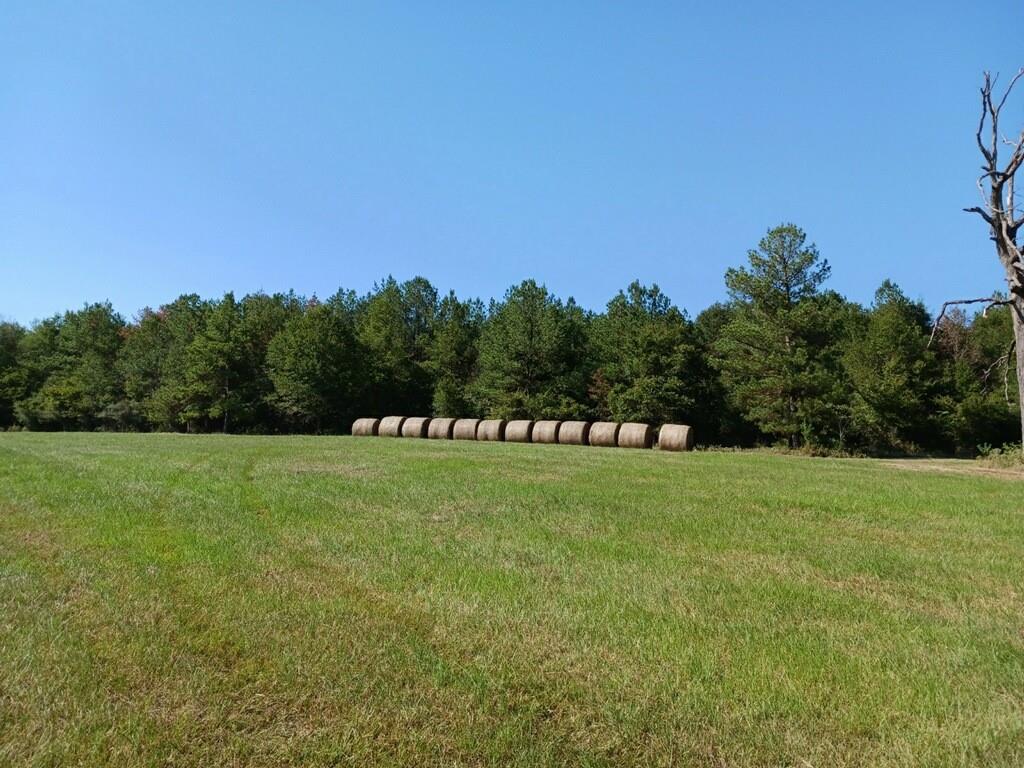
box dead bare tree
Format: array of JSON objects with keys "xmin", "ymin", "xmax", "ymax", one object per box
[{"xmin": 954, "ymin": 70, "xmax": 1024, "ymax": 451}]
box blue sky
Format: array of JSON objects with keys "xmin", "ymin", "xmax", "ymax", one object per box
[{"xmin": 2, "ymin": 1, "xmax": 1021, "ymax": 324}]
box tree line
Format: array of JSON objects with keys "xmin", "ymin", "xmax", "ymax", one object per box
[{"xmin": 0, "ymin": 223, "xmax": 1019, "ymax": 455}]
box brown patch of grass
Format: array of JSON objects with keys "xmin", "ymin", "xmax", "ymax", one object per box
[{"xmin": 882, "ymin": 458, "xmax": 1024, "ymax": 480}]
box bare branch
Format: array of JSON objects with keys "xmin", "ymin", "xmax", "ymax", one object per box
[
  {"xmin": 983, "ymin": 340, "xmax": 1019, "ymax": 406},
  {"xmin": 1010, "ymin": 171, "xmax": 1017, "ymax": 223},
  {"xmin": 977, "ymin": 78, "xmax": 995, "ymax": 165},
  {"xmin": 988, "ymin": 77, "xmax": 1000, "ymax": 166},
  {"xmin": 1008, "ymin": 352, "xmax": 1013, "ymax": 406},
  {"xmin": 974, "ymin": 72, "xmax": 1024, "ymax": 219},
  {"xmin": 976, "ymin": 173, "xmax": 1000, "ymax": 214},
  {"xmin": 964, "ymin": 206, "xmax": 994, "ymax": 225},
  {"xmin": 1004, "ymin": 144, "xmax": 1024, "ymax": 179},
  {"xmin": 994, "ymin": 68, "xmax": 1024, "ymax": 116},
  {"xmin": 982, "ymin": 341, "xmax": 1013, "ymax": 382},
  {"xmin": 966, "ymin": 69, "xmax": 1024, "ymax": 448},
  {"xmin": 929, "ymin": 295, "xmax": 1014, "ymax": 347}
]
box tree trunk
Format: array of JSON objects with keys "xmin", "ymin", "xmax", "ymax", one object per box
[
  {"xmin": 1014, "ymin": 300, "xmax": 1024, "ymax": 451},
  {"xmin": 965, "ymin": 70, "xmax": 1024, "ymax": 453},
  {"xmin": 223, "ymin": 379, "xmax": 230, "ymax": 434}
]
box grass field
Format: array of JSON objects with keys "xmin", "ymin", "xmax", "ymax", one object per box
[{"xmin": 1, "ymin": 433, "xmax": 1022, "ymax": 767}]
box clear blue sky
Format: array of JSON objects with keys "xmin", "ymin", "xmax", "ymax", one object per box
[{"xmin": 2, "ymin": 1, "xmax": 1021, "ymax": 325}]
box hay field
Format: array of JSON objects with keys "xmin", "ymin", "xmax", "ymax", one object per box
[{"xmin": 1, "ymin": 433, "xmax": 1022, "ymax": 766}]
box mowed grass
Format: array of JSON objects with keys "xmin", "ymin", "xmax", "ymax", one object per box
[{"xmin": 1, "ymin": 434, "xmax": 1022, "ymax": 767}]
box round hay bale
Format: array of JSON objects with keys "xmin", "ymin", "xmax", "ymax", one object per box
[
  {"xmin": 505, "ymin": 420, "xmax": 533, "ymax": 443},
  {"xmin": 588, "ymin": 422, "xmax": 620, "ymax": 447},
  {"xmin": 427, "ymin": 417, "xmax": 456, "ymax": 439},
  {"xmin": 558, "ymin": 421, "xmax": 590, "ymax": 445},
  {"xmin": 617, "ymin": 422, "xmax": 653, "ymax": 449},
  {"xmin": 351, "ymin": 417, "xmax": 380, "ymax": 437},
  {"xmin": 658, "ymin": 423, "xmax": 694, "ymax": 452},
  {"xmin": 378, "ymin": 416, "xmax": 406, "ymax": 437},
  {"xmin": 453, "ymin": 418, "xmax": 481, "ymax": 440},
  {"xmin": 477, "ymin": 419, "xmax": 507, "ymax": 441},
  {"xmin": 401, "ymin": 416, "xmax": 431, "ymax": 438},
  {"xmin": 532, "ymin": 420, "xmax": 561, "ymax": 444}
]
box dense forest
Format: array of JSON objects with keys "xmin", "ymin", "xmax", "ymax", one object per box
[{"xmin": 0, "ymin": 224, "xmax": 1019, "ymax": 455}]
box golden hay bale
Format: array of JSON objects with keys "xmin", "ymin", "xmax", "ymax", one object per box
[
  {"xmin": 401, "ymin": 416, "xmax": 431, "ymax": 438},
  {"xmin": 588, "ymin": 422, "xmax": 620, "ymax": 447},
  {"xmin": 453, "ymin": 418, "xmax": 481, "ymax": 440},
  {"xmin": 477, "ymin": 419, "xmax": 507, "ymax": 441},
  {"xmin": 378, "ymin": 416, "xmax": 406, "ymax": 437},
  {"xmin": 558, "ymin": 421, "xmax": 590, "ymax": 445},
  {"xmin": 351, "ymin": 418, "xmax": 380, "ymax": 437},
  {"xmin": 617, "ymin": 422, "xmax": 654, "ymax": 449},
  {"xmin": 427, "ymin": 417, "xmax": 456, "ymax": 439},
  {"xmin": 532, "ymin": 420, "xmax": 561, "ymax": 444},
  {"xmin": 658, "ymin": 423, "xmax": 694, "ymax": 452},
  {"xmin": 504, "ymin": 420, "xmax": 533, "ymax": 443}
]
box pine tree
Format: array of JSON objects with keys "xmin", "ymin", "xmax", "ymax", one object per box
[
  {"xmin": 357, "ymin": 277, "xmax": 437, "ymax": 416},
  {"xmin": 266, "ymin": 300, "xmax": 364, "ymax": 431},
  {"xmin": 14, "ymin": 304, "xmax": 125, "ymax": 430},
  {"xmin": 180, "ymin": 293, "xmax": 244, "ymax": 433},
  {"xmin": 713, "ymin": 224, "xmax": 837, "ymax": 447},
  {"xmin": 427, "ymin": 291, "xmax": 484, "ymax": 417},
  {"xmin": 232, "ymin": 292, "xmax": 304, "ymax": 431},
  {"xmin": 592, "ymin": 282, "xmax": 699, "ymax": 425},
  {"xmin": 0, "ymin": 322, "xmax": 26, "ymax": 428},
  {"xmin": 843, "ymin": 281, "xmax": 941, "ymax": 451},
  {"xmin": 117, "ymin": 295, "xmax": 208, "ymax": 431},
  {"xmin": 472, "ymin": 280, "xmax": 591, "ymax": 419}
]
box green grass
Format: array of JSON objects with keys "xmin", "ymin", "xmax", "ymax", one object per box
[{"xmin": 1, "ymin": 433, "xmax": 1022, "ymax": 767}]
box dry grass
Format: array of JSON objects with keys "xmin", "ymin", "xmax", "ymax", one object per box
[
  {"xmin": 1, "ymin": 434, "xmax": 1022, "ymax": 766},
  {"xmin": 883, "ymin": 458, "xmax": 1024, "ymax": 480}
]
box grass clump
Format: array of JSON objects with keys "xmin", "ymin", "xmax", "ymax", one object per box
[{"xmin": 977, "ymin": 442, "xmax": 1024, "ymax": 468}]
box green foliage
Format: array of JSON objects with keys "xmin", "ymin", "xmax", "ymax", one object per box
[
  {"xmin": 117, "ymin": 295, "xmax": 208, "ymax": 430},
  {"xmin": 178, "ymin": 293, "xmax": 246, "ymax": 432},
  {"xmin": 3, "ymin": 226, "xmax": 1021, "ymax": 453},
  {"xmin": 692, "ymin": 303, "xmax": 756, "ymax": 445},
  {"xmin": 591, "ymin": 281, "xmax": 700, "ymax": 424},
  {"xmin": 357, "ymin": 277, "xmax": 437, "ymax": 416},
  {"xmin": 842, "ymin": 282, "xmax": 940, "ymax": 452},
  {"xmin": 933, "ymin": 305, "xmax": 1020, "ymax": 454},
  {"xmin": 713, "ymin": 225, "xmax": 844, "ymax": 447},
  {"xmin": 724, "ymin": 223, "xmax": 830, "ymax": 310},
  {"xmin": 232, "ymin": 292, "xmax": 304, "ymax": 431},
  {"xmin": 427, "ymin": 291, "xmax": 484, "ymax": 417},
  {"xmin": 472, "ymin": 280, "xmax": 591, "ymax": 419},
  {"xmin": 0, "ymin": 322, "xmax": 26, "ymax": 428},
  {"xmin": 14, "ymin": 304, "xmax": 126, "ymax": 430},
  {"xmin": 266, "ymin": 299, "xmax": 364, "ymax": 431}
]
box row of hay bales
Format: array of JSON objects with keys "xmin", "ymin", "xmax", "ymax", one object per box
[{"xmin": 351, "ymin": 417, "xmax": 694, "ymax": 451}]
